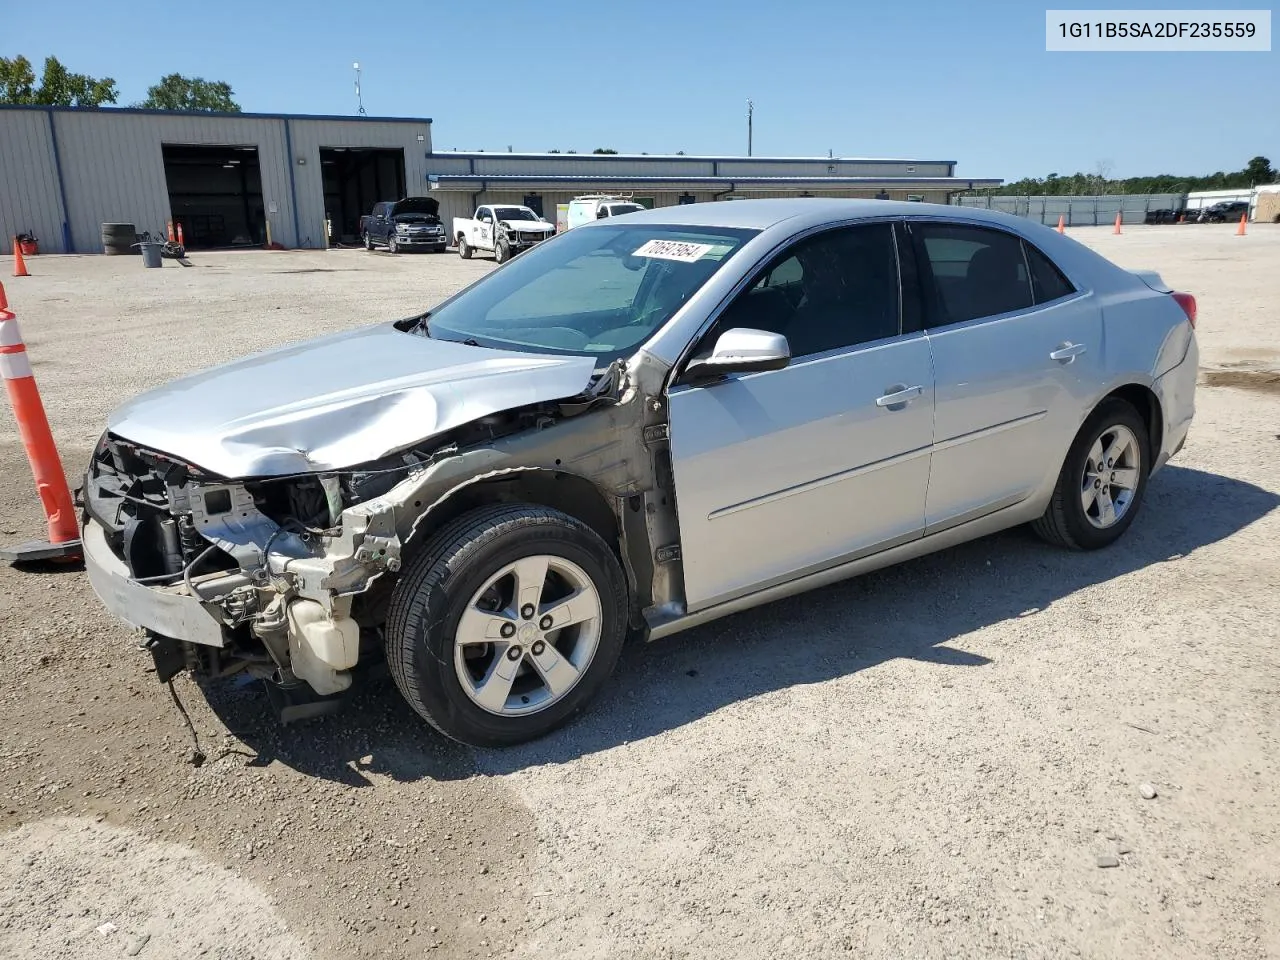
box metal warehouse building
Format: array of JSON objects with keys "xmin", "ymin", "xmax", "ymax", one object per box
[
  {"xmin": 0, "ymin": 106, "xmax": 1000, "ymax": 254},
  {"xmin": 425, "ymin": 152, "xmax": 1002, "ymax": 230}
]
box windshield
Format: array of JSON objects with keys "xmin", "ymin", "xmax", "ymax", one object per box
[
  {"xmin": 493, "ymin": 207, "xmax": 538, "ymax": 221},
  {"xmin": 425, "ymin": 223, "xmax": 758, "ymax": 361}
]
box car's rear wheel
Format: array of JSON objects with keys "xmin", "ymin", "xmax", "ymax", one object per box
[
  {"xmin": 385, "ymin": 504, "xmax": 628, "ymax": 746},
  {"xmin": 458, "ymin": 236, "xmax": 472, "ymax": 259},
  {"xmin": 1032, "ymin": 397, "xmax": 1151, "ymax": 550}
]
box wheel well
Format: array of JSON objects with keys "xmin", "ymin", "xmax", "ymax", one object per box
[
  {"xmin": 414, "ymin": 470, "xmax": 620, "ymax": 559},
  {"xmin": 1104, "ymin": 383, "xmax": 1163, "ymax": 457}
]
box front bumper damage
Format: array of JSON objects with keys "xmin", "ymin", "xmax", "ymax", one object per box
[
  {"xmin": 81, "ymin": 437, "xmax": 403, "ymax": 700},
  {"xmin": 82, "ymin": 349, "xmax": 684, "ymax": 715}
]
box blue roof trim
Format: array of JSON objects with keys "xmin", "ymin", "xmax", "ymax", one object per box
[
  {"xmin": 428, "ymin": 174, "xmax": 1002, "ymax": 186},
  {"xmin": 429, "ymin": 150, "xmax": 957, "ymax": 165},
  {"xmin": 0, "ymin": 104, "xmax": 431, "ymax": 124}
]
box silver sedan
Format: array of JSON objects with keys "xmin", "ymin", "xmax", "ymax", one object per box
[{"xmin": 82, "ymin": 199, "xmax": 1198, "ymax": 745}]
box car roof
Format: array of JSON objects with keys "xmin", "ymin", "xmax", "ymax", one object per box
[{"xmin": 603, "ymin": 197, "xmax": 1028, "ymax": 231}]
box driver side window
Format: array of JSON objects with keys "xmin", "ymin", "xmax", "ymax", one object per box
[{"xmin": 708, "ymin": 223, "xmax": 902, "ymax": 359}]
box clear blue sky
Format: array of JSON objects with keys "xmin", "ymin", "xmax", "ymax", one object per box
[{"xmin": 7, "ymin": 0, "xmax": 1276, "ymax": 180}]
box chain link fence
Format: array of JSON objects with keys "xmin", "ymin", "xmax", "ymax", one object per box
[{"xmin": 952, "ymin": 193, "xmax": 1186, "ymax": 226}]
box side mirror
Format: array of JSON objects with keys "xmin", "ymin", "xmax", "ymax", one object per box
[{"xmin": 682, "ymin": 328, "xmax": 790, "ymax": 384}]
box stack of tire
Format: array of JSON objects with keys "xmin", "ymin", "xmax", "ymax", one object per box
[{"xmin": 101, "ymin": 222, "xmax": 138, "ymax": 255}]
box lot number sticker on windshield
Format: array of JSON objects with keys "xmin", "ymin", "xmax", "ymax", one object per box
[{"xmin": 632, "ymin": 239, "xmax": 715, "ymax": 262}]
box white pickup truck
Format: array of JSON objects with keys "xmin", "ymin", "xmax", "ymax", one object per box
[{"xmin": 452, "ymin": 204, "xmax": 556, "ymax": 263}]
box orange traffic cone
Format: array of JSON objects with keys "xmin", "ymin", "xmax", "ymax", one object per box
[
  {"xmin": 1113, "ymin": 212, "xmax": 1122, "ymax": 235},
  {"xmin": 0, "ymin": 282, "xmax": 82, "ymax": 563},
  {"xmin": 1056, "ymin": 215, "xmax": 1065, "ymax": 234},
  {"xmin": 1236, "ymin": 213, "xmax": 1247, "ymax": 236},
  {"xmin": 12, "ymin": 240, "xmax": 30, "ymax": 277}
]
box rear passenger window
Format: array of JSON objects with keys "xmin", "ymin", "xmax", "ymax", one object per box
[
  {"xmin": 1024, "ymin": 242, "xmax": 1076, "ymax": 303},
  {"xmin": 914, "ymin": 224, "xmax": 1033, "ymax": 326}
]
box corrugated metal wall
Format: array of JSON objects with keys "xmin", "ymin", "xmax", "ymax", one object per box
[
  {"xmin": 287, "ymin": 119, "xmax": 432, "ymax": 248},
  {"xmin": 426, "ymin": 153, "xmax": 952, "ymax": 179},
  {"xmin": 0, "ymin": 109, "xmax": 957, "ymax": 255},
  {"xmin": 433, "ymin": 189, "xmax": 953, "ymax": 238},
  {"xmin": 0, "ymin": 110, "xmax": 66, "ymax": 254},
  {"xmin": 953, "ymin": 193, "xmax": 1186, "ymax": 226},
  {"xmin": 50, "ymin": 111, "xmax": 295, "ymax": 253},
  {"xmin": 0, "ymin": 108, "xmax": 433, "ymax": 253}
]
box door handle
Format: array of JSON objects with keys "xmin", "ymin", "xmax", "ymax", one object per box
[
  {"xmin": 1050, "ymin": 342, "xmax": 1087, "ymax": 363},
  {"xmin": 875, "ymin": 384, "xmax": 924, "ymax": 408}
]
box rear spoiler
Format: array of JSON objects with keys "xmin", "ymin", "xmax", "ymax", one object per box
[
  {"xmin": 1132, "ymin": 269, "xmax": 1197, "ymax": 327},
  {"xmin": 1130, "ymin": 269, "xmax": 1172, "ymax": 294}
]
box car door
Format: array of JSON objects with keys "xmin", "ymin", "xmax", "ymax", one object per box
[
  {"xmin": 666, "ymin": 221, "xmax": 936, "ymax": 613},
  {"xmin": 909, "ymin": 220, "xmax": 1101, "ymax": 532},
  {"xmin": 477, "ymin": 209, "xmax": 493, "ymax": 248}
]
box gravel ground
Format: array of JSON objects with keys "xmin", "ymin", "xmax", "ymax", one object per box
[{"xmin": 1, "ymin": 226, "xmax": 1278, "ymax": 959}]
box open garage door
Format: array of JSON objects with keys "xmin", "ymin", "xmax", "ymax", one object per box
[
  {"xmin": 162, "ymin": 144, "xmax": 264, "ymax": 249},
  {"xmin": 321, "ymin": 148, "xmax": 406, "ymax": 245}
]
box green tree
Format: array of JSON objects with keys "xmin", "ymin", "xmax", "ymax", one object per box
[
  {"xmin": 139, "ymin": 74, "xmax": 240, "ymax": 112},
  {"xmin": 969, "ymin": 156, "xmax": 1278, "ymax": 197},
  {"xmin": 592, "ymin": 147, "xmax": 619, "ymax": 154},
  {"xmin": 1244, "ymin": 156, "xmax": 1276, "ymax": 184},
  {"xmin": 0, "ymin": 54, "xmax": 118, "ymax": 106}
]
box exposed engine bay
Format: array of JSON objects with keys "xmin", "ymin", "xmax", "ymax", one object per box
[{"xmin": 80, "ymin": 352, "xmax": 681, "ymax": 715}]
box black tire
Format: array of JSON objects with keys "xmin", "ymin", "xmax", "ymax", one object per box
[
  {"xmin": 363, "ymin": 232, "xmax": 373, "ymax": 251},
  {"xmin": 495, "ymin": 241, "xmax": 510, "ymax": 264},
  {"xmin": 1031, "ymin": 397, "xmax": 1151, "ymax": 551},
  {"xmin": 388, "ymin": 235, "xmax": 399, "ymax": 254},
  {"xmin": 101, "ymin": 222, "xmax": 137, "ymax": 256},
  {"xmin": 385, "ymin": 504, "xmax": 628, "ymax": 747},
  {"xmin": 458, "ymin": 236, "xmax": 472, "ymax": 259}
]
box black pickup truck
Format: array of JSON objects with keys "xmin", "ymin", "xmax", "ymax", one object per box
[{"xmin": 358, "ymin": 197, "xmax": 447, "ymax": 253}]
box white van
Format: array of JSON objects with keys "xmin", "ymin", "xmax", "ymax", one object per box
[{"xmin": 565, "ymin": 195, "xmax": 647, "ymax": 230}]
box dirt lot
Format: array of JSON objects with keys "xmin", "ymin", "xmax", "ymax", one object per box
[{"xmin": 1, "ymin": 225, "xmax": 1278, "ymax": 960}]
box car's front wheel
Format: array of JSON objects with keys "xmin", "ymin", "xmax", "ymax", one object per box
[
  {"xmin": 388, "ymin": 235, "xmax": 399, "ymax": 254},
  {"xmin": 495, "ymin": 241, "xmax": 510, "ymax": 264},
  {"xmin": 1032, "ymin": 397, "xmax": 1151, "ymax": 550},
  {"xmin": 385, "ymin": 504, "xmax": 628, "ymax": 746},
  {"xmin": 363, "ymin": 232, "xmax": 373, "ymax": 251}
]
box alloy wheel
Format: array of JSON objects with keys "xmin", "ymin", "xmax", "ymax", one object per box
[{"xmin": 452, "ymin": 554, "xmax": 602, "ymax": 716}]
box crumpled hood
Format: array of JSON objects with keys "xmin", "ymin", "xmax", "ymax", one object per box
[
  {"xmin": 501, "ymin": 220, "xmax": 554, "ymax": 233},
  {"xmin": 107, "ymin": 323, "xmax": 597, "ymax": 478}
]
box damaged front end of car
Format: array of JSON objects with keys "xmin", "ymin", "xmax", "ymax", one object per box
[{"xmin": 80, "ymin": 348, "xmax": 682, "ymax": 721}]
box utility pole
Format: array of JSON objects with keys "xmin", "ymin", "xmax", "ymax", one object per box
[
  {"xmin": 746, "ymin": 99, "xmax": 753, "ymax": 157},
  {"xmin": 353, "ymin": 62, "xmax": 366, "ymax": 116}
]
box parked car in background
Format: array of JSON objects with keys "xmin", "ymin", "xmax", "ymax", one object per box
[
  {"xmin": 359, "ymin": 198, "xmax": 447, "ymax": 253},
  {"xmin": 81, "ymin": 199, "xmax": 1198, "ymax": 747},
  {"xmin": 1143, "ymin": 208, "xmax": 1182, "ymax": 225},
  {"xmin": 566, "ymin": 195, "xmax": 647, "ymax": 230},
  {"xmin": 453, "ymin": 205, "xmax": 555, "ymax": 262},
  {"xmin": 1196, "ymin": 200, "xmax": 1250, "ymax": 223}
]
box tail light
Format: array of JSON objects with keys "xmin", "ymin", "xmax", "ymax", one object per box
[{"xmin": 1171, "ymin": 291, "xmax": 1197, "ymax": 329}]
